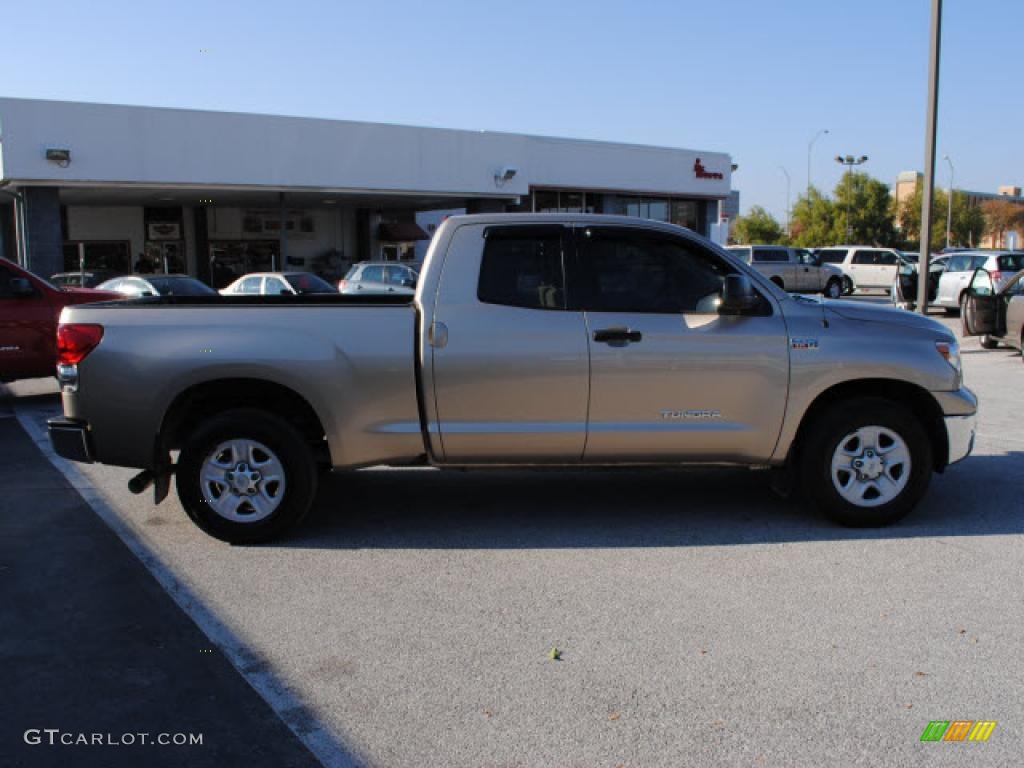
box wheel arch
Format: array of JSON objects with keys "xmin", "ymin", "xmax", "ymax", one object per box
[
  {"xmin": 160, "ymin": 378, "xmax": 329, "ymax": 464},
  {"xmin": 788, "ymin": 378, "xmax": 949, "ymax": 473}
]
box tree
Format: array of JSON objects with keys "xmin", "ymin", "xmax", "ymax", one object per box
[
  {"xmin": 833, "ymin": 172, "xmax": 898, "ymax": 246},
  {"xmin": 897, "ymin": 187, "xmax": 986, "ymax": 250},
  {"xmin": 789, "ymin": 187, "xmax": 837, "ymax": 247},
  {"xmin": 981, "ymin": 198, "xmax": 1024, "ymax": 249},
  {"xmin": 732, "ymin": 206, "xmax": 785, "ymax": 244}
]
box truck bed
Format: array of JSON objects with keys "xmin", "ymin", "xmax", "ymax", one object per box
[{"xmin": 58, "ymin": 298, "xmax": 424, "ymax": 469}]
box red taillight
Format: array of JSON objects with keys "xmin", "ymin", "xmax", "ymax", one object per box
[
  {"xmin": 338, "ymin": 279, "xmax": 348, "ymax": 292},
  {"xmin": 990, "ymin": 271, "xmax": 1003, "ymax": 285},
  {"xmin": 57, "ymin": 324, "xmax": 104, "ymax": 365}
]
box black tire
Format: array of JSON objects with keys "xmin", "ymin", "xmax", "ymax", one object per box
[
  {"xmin": 980, "ymin": 334, "xmax": 1000, "ymax": 350},
  {"xmin": 770, "ymin": 276, "xmax": 785, "ymax": 290},
  {"xmin": 823, "ymin": 278, "xmax": 842, "ymax": 299},
  {"xmin": 841, "ymin": 276, "xmax": 854, "ymax": 296},
  {"xmin": 176, "ymin": 408, "xmax": 318, "ymax": 544},
  {"xmin": 800, "ymin": 397, "xmax": 932, "ymax": 527}
]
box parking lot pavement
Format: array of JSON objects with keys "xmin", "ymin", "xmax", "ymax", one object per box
[
  {"xmin": 0, "ymin": 407, "xmax": 325, "ymax": 767},
  {"xmin": 5, "ymin": 308, "xmax": 1023, "ymax": 767}
]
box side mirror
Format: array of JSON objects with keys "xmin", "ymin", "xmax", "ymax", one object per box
[
  {"xmin": 719, "ymin": 274, "xmax": 760, "ymax": 315},
  {"xmin": 10, "ymin": 277, "xmax": 35, "ymax": 297},
  {"xmin": 279, "ymin": 288, "xmax": 291, "ymax": 295},
  {"xmin": 401, "ymin": 278, "xmax": 417, "ymax": 288}
]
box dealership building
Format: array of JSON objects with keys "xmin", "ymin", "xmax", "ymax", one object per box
[{"xmin": 0, "ymin": 98, "xmax": 734, "ymax": 286}]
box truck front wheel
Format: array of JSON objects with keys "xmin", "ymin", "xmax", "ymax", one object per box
[
  {"xmin": 800, "ymin": 398, "xmax": 932, "ymax": 527},
  {"xmin": 176, "ymin": 408, "xmax": 318, "ymax": 543}
]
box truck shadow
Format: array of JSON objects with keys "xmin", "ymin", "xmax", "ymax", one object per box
[{"xmin": 290, "ymin": 451, "xmax": 1024, "ymax": 550}]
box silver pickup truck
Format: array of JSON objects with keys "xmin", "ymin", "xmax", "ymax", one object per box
[
  {"xmin": 726, "ymin": 245, "xmax": 846, "ymax": 298},
  {"xmin": 48, "ymin": 214, "xmax": 977, "ymax": 543}
]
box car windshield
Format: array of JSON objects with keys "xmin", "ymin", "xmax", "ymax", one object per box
[
  {"xmin": 285, "ymin": 273, "xmax": 336, "ymax": 294},
  {"xmin": 146, "ymin": 276, "xmax": 217, "ymax": 296}
]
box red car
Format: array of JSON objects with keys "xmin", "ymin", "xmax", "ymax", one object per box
[{"xmin": 0, "ymin": 257, "xmax": 121, "ymax": 383}]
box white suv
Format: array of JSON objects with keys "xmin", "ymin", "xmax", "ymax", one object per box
[
  {"xmin": 815, "ymin": 246, "xmax": 903, "ymax": 294},
  {"xmin": 934, "ymin": 251, "xmax": 1024, "ymax": 313}
]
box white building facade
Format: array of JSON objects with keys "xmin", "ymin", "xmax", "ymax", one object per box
[{"xmin": 0, "ymin": 98, "xmax": 733, "ymax": 286}]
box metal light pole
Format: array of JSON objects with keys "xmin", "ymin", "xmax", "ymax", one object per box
[
  {"xmin": 835, "ymin": 154, "xmax": 869, "ymax": 242},
  {"xmin": 807, "ymin": 129, "xmax": 829, "ymax": 196},
  {"xmin": 778, "ymin": 166, "xmax": 791, "ymax": 235},
  {"xmin": 943, "ymin": 154, "xmax": 954, "ymax": 248},
  {"xmin": 918, "ymin": 0, "xmax": 943, "ymax": 314}
]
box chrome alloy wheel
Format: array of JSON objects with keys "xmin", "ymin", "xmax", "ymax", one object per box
[
  {"xmin": 200, "ymin": 439, "xmax": 286, "ymax": 523},
  {"xmin": 830, "ymin": 426, "xmax": 911, "ymax": 508}
]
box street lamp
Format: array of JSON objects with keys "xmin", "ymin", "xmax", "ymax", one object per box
[
  {"xmin": 807, "ymin": 129, "xmax": 829, "ymax": 196},
  {"xmin": 778, "ymin": 166, "xmax": 791, "ymax": 235},
  {"xmin": 835, "ymin": 154, "xmax": 869, "ymax": 241},
  {"xmin": 943, "ymin": 155, "xmax": 954, "ymax": 248}
]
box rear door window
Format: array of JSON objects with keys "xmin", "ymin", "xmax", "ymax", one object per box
[
  {"xmin": 361, "ymin": 265, "xmax": 385, "ymax": 283},
  {"xmin": 852, "ymin": 250, "xmax": 877, "ymax": 265},
  {"xmin": 478, "ymin": 226, "xmax": 566, "ymax": 310}
]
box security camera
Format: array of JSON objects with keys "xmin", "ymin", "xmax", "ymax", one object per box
[{"xmin": 495, "ymin": 166, "xmax": 518, "ymax": 183}]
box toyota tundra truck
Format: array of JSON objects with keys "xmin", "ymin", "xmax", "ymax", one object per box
[{"xmin": 47, "ymin": 214, "xmax": 977, "ymax": 543}]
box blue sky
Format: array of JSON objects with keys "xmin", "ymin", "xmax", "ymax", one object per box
[{"xmin": 3, "ymin": 0, "xmax": 1019, "ymax": 222}]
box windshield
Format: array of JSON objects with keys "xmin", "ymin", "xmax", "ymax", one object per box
[
  {"xmin": 285, "ymin": 273, "xmax": 336, "ymax": 294},
  {"xmin": 147, "ymin": 277, "xmax": 217, "ymax": 296}
]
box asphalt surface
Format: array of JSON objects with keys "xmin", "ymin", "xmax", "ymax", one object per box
[
  {"xmin": 0, "ymin": 401, "xmax": 323, "ymax": 766},
  {"xmin": 3, "ymin": 302, "xmax": 1023, "ymax": 767}
]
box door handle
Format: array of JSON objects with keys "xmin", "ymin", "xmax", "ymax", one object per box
[{"xmin": 593, "ymin": 327, "xmax": 642, "ymax": 344}]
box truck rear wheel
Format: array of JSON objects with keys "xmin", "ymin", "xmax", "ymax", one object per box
[
  {"xmin": 176, "ymin": 408, "xmax": 317, "ymax": 543},
  {"xmin": 824, "ymin": 278, "xmax": 842, "ymax": 299},
  {"xmin": 800, "ymin": 397, "xmax": 931, "ymax": 527}
]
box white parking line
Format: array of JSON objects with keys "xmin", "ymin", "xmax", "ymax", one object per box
[{"xmin": 13, "ymin": 406, "xmax": 352, "ymax": 768}]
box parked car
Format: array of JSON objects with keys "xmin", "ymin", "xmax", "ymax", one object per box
[
  {"xmin": 891, "ymin": 255, "xmax": 949, "ymax": 312},
  {"xmin": 0, "ymin": 257, "xmax": 120, "ymax": 382},
  {"xmin": 961, "ymin": 267, "xmax": 1024, "ymax": 353},
  {"xmin": 50, "ymin": 270, "xmax": 120, "ymax": 289},
  {"xmin": 932, "ymin": 251, "xmax": 1024, "ymax": 314},
  {"xmin": 725, "ymin": 245, "xmax": 845, "ymax": 298},
  {"xmin": 219, "ymin": 272, "xmax": 337, "ymax": 296},
  {"xmin": 96, "ymin": 274, "xmax": 217, "ymax": 297},
  {"xmin": 814, "ymin": 246, "xmax": 904, "ymax": 294},
  {"xmin": 338, "ymin": 262, "xmax": 419, "ymax": 295},
  {"xmin": 48, "ymin": 213, "xmax": 976, "ymax": 543}
]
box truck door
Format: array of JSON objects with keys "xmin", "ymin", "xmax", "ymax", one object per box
[
  {"xmin": 427, "ymin": 223, "xmax": 589, "ymax": 463},
  {"xmin": 0, "ymin": 263, "xmax": 55, "ymax": 382},
  {"xmin": 577, "ymin": 226, "xmax": 789, "ymax": 462},
  {"xmin": 961, "ymin": 269, "xmax": 1004, "ymax": 337},
  {"xmin": 795, "ymin": 249, "xmax": 820, "ymax": 291}
]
